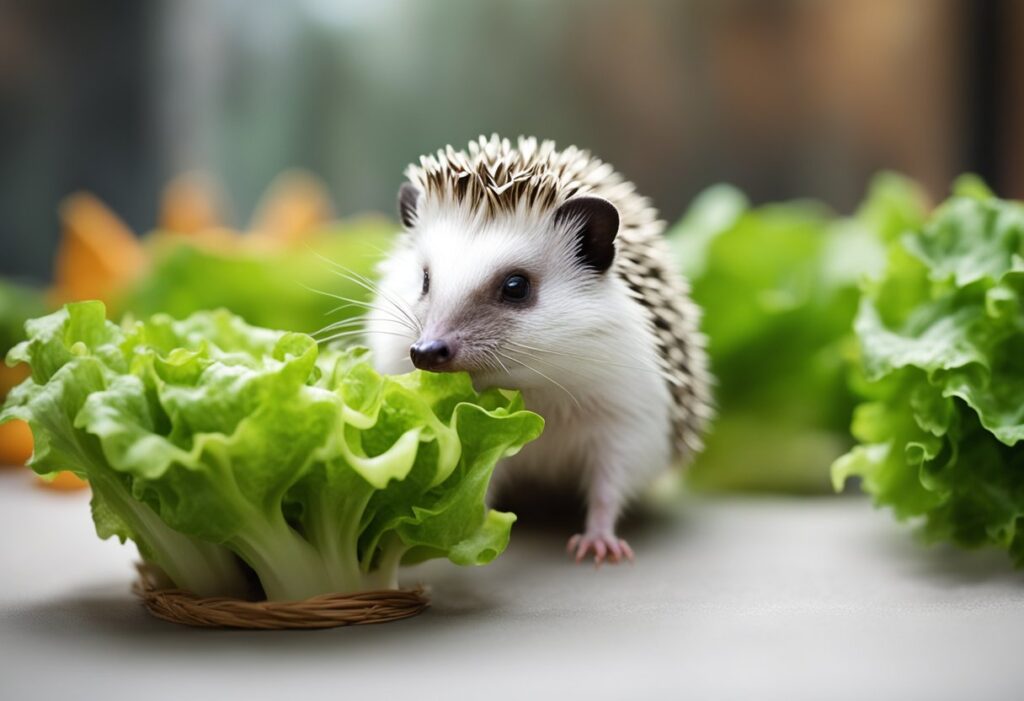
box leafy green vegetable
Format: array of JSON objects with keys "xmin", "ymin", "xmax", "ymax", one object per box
[
  {"xmin": 668, "ymin": 174, "xmax": 929, "ymax": 492},
  {"xmin": 833, "ymin": 184, "xmax": 1024, "ymax": 561},
  {"xmin": 2, "ymin": 302, "xmax": 542, "ymax": 599},
  {"xmin": 118, "ymin": 218, "xmax": 395, "ymax": 335}
]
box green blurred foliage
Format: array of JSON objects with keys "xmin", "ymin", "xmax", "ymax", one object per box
[
  {"xmin": 118, "ymin": 217, "xmax": 395, "ymax": 335},
  {"xmin": 0, "ymin": 279, "xmax": 46, "ymax": 356},
  {"xmin": 669, "ymin": 174, "xmax": 930, "ymax": 493}
]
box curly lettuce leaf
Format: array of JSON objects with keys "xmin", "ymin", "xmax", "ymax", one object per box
[
  {"xmin": 2, "ymin": 304, "xmax": 250, "ymax": 596},
  {"xmin": 3, "ymin": 302, "xmax": 542, "ymax": 599},
  {"xmin": 833, "ymin": 188, "xmax": 1024, "ymax": 562}
]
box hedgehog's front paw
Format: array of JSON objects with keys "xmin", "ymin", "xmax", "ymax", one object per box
[{"xmin": 567, "ymin": 531, "xmax": 635, "ymax": 566}]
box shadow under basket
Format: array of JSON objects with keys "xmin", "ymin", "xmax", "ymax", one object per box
[{"xmin": 133, "ymin": 565, "xmax": 429, "ymax": 630}]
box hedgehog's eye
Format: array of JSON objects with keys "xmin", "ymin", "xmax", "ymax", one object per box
[
  {"xmin": 500, "ymin": 274, "xmax": 530, "ymax": 303},
  {"xmin": 421, "ymin": 268, "xmax": 430, "ymax": 296}
]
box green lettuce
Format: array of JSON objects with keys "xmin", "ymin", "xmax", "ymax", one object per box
[
  {"xmin": 2, "ymin": 302, "xmax": 542, "ymax": 600},
  {"xmin": 833, "ymin": 182, "xmax": 1024, "ymax": 561},
  {"xmin": 668, "ymin": 175, "xmax": 929, "ymax": 492},
  {"xmin": 118, "ymin": 218, "xmax": 395, "ymax": 334}
]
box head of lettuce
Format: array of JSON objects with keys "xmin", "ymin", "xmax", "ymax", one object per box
[
  {"xmin": 832, "ymin": 182, "xmax": 1024, "ymax": 562},
  {"xmin": 1, "ymin": 302, "xmax": 543, "ymax": 601}
]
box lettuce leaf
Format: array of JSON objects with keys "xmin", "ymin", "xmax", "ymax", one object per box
[
  {"xmin": 2, "ymin": 302, "xmax": 542, "ymax": 599},
  {"xmin": 833, "ymin": 185, "xmax": 1024, "ymax": 561}
]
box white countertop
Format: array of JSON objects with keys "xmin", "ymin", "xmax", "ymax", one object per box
[{"xmin": 1, "ymin": 468, "xmax": 1022, "ymax": 701}]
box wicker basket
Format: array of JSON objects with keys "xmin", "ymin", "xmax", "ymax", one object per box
[{"xmin": 133, "ymin": 566, "xmax": 429, "ymax": 630}]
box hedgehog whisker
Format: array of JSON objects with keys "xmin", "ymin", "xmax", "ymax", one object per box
[
  {"xmin": 477, "ymin": 350, "xmax": 502, "ymax": 375},
  {"xmin": 309, "ymin": 250, "xmax": 384, "ymax": 294},
  {"xmin": 312, "ymin": 314, "xmax": 372, "ymax": 333},
  {"xmin": 482, "ymin": 348, "xmax": 511, "ymax": 376},
  {"xmin": 321, "ymin": 304, "xmax": 418, "ymax": 336},
  {"xmin": 301, "ymin": 285, "xmax": 377, "ymax": 310},
  {"xmin": 312, "ymin": 322, "xmax": 364, "ymax": 339},
  {"xmin": 302, "ymin": 285, "xmax": 420, "ymax": 334},
  {"xmin": 313, "ymin": 315, "xmax": 411, "ymax": 338},
  {"xmin": 334, "ymin": 269, "xmax": 421, "ymax": 334},
  {"xmin": 360, "ymin": 242, "xmax": 393, "ymax": 257},
  {"xmin": 312, "ymin": 253, "xmax": 422, "ymax": 334},
  {"xmin": 323, "ymin": 308, "xmax": 370, "ymax": 320},
  {"xmin": 318, "ymin": 295, "xmax": 405, "ymax": 323},
  {"xmin": 507, "ymin": 339, "xmax": 645, "ymax": 369},
  {"xmin": 499, "ymin": 343, "xmax": 637, "ymax": 386},
  {"xmin": 324, "ymin": 303, "xmax": 368, "ymax": 316},
  {"xmin": 506, "ymin": 340, "xmax": 677, "ymax": 384},
  {"xmin": 497, "ymin": 349, "xmax": 582, "ymax": 410},
  {"xmin": 316, "ymin": 328, "xmax": 413, "ymax": 346},
  {"xmin": 497, "ymin": 344, "xmax": 583, "ymax": 375},
  {"xmin": 492, "ymin": 352, "xmax": 511, "ymax": 376}
]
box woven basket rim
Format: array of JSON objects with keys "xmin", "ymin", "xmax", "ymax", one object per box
[{"xmin": 133, "ymin": 565, "xmax": 429, "ymax": 630}]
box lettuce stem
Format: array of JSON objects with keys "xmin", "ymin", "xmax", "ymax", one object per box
[
  {"xmin": 89, "ymin": 470, "xmax": 250, "ymax": 597},
  {"xmin": 228, "ymin": 509, "xmax": 331, "ymax": 601}
]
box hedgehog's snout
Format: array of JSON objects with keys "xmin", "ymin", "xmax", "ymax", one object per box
[{"xmin": 410, "ymin": 338, "xmax": 455, "ymax": 371}]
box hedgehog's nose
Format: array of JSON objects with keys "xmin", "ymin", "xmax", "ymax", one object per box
[{"xmin": 410, "ymin": 339, "xmax": 454, "ymax": 371}]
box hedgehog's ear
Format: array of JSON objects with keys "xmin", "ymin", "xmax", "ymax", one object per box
[
  {"xmin": 554, "ymin": 196, "xmax": 619, "ymax": 273},
  {"xmin": 398, "ymin": 182, "xmax": 420, "ymax": 229}
]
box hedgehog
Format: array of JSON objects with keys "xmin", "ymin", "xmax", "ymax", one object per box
[{"xmin": 366, "ymin": 135, "xmax": 712, "ymax": 565}]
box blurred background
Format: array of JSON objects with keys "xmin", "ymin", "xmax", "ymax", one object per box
[
  {"xmin": 1, "ymin": 0, "xmax": 1023, "ymax": 494},
  {"xmin": 1, "ymin": 0, "xmax": 1022, "ymax": 282}
]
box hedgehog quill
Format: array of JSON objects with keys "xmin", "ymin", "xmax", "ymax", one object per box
[{"xmin": 365, "ymin": 135, "xmax": 712, "ymax": 564}]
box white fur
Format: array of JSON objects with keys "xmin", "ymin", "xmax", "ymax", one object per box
[{"xmin": 368, "ymin": 200, "xmax": 672, "ymax": 537}]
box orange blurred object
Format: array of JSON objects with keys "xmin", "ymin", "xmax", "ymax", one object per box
[
  {"xmin": 48, "ymin": 172, "xmax": 336, "ymax": 305},
  {"xmin": 0, "ymin": 418, "xmax": 33, "ymax": 466},
  {"xmin": 0, "ymin": 362, "xmax": 28, "ymax": 396},
  {"xmin": 39, "ymin": 471, "xmax": 88, "ymax": 491},
  {"xmin": 159, "ymin": 226, "xmax": 245, "ymax": 254},
  {"xmin": 249, "ymin": 170, "xmax": 334, "ymax": 245},
  {"xmin": 52, "ymin": 193, "xmax": 147, "ymax": 304},
  {"xmin": 0, "ymin": 364, "xmax": 33, "ymax": 466},
  {"xmin": 160, "ymin": 172, "xmax": 226, "ymax": 235}
]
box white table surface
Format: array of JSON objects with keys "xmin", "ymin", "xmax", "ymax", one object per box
[{"xmin": 2, "ymin": 467, "xmax": 1022, "ymax": 701}]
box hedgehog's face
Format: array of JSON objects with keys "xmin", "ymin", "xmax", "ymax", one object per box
[{"xmin": 374, "ymin": 185, "xmax": 620, "ymax": 389}]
